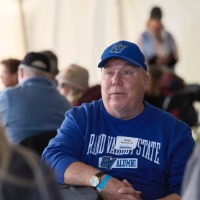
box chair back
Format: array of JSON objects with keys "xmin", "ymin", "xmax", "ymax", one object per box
[
  {"xmin": 20, "ymin": 130, "xmax": 57, "ymax": 156},
  {"xmin": 162, "ymin": 84, "xmax": 200, "ymax": 127}
]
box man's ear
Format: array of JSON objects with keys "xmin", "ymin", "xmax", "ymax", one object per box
[
  {"xmin": 17, "ymin": 67, "xmax": 24, "ymax": 81},
  {"xmin": 144, "ymin": 73, "xmax": 150, "ymax": 90}
]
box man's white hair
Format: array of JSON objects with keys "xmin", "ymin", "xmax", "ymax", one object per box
[{"xmin": 19, "ymin": 64, "xmax": 48, "ymax": 78}]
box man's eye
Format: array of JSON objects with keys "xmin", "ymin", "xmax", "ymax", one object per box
[
  {"xmin": 106, "ymin": 71, "xmax": 113, "ymax": 76},
  {"xmin": 124, "ymin": 70, "xmax": 133, "ymax": 75}
]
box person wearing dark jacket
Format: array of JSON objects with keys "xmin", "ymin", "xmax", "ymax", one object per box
[{"xmin": 0, "ymin": 124, "xmax": 64, "ymax": 200}]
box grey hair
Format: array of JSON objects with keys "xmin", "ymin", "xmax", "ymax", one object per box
[{"xmin": 19, "ymin": 64, "xmax": 48, "ymax": 78}]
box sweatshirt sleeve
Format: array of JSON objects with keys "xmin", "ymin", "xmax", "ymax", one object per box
[{"xmin": 41, "ymin": 108, "xmax": 85, "ymax": 184}]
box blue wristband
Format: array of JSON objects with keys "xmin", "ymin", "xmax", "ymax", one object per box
[{"xmin": 96, "ymin": 174, "xmax": 112, "ymax": 192}]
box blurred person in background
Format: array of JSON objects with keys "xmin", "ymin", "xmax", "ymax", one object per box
[
  {"xmin": 56, "ymin": 64, "xmax": 101, "ymax": 106},
  {"xmin": 145, "ymin": 65, "xmax": 198, "ymax": 127},
  {"xmin": 0, "ymin": 124, "xmax": 64, "ymax": 200},
  {"xmin": 0, "ymin": 52, "xmax": 70, "ymax": 146},
  {"xmin": 137, "ymin": 6, "xmax": 178, "ymax": 70},
  {"xmin": 0, "ymin": 58, "xmax": 21, "ymax": 89},
  {"xmin": 145, "ymin": 65, "xmax": 185, "ymax": 108},
  {"xmin": 181, "ymin": 140, "xmax": 200, "ymax": 200},
  {"xmin": 40, "ymin": 50, "xmax": 59, "ymax": 87}
]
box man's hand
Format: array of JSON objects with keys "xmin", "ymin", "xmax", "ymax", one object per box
[
  {"xmin": 119, "ymin": 180, "xmax": 142, "ymax": 200},
  {"xmin": 100, "ymin": 177, "xmax": 141, "ymax": 200}
]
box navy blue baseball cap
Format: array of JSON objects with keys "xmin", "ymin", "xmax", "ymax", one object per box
[
  {"xmin": 21, "ymin": 52, "xmax": 50, "ymax": 72},
  {"xmin": 98, "ymin": 40, "xmax": 147, "ymax": 71}
]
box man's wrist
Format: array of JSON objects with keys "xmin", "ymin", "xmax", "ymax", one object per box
[
  {"xmin": 96, "ymin": 174, "xmax": 112, "ymax": 192},
  {"xmin": 89, "ymin": 171, "xmax": 105, "ymax": 187}
]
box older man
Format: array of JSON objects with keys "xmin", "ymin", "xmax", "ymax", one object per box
[
  {"xmin": 42, "ymin": 41, "xmax": 194, "ymax": 200},
  {"xmin": 0, "ymin": 52, "xmax": 70, "ymax": 145}
]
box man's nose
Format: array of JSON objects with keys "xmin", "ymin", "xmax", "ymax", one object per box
[{"xmin": 112, "ymin": 73, "xmax": 122, "ymax": 85}]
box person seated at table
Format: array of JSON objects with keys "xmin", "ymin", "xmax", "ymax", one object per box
[
  {"xmin": 145, "ymin": 65, "xmax": 185, "ymax": 108},
  {"xmin": 0, "ymin": 52, "xmax": 71, "ymax": 146},
  {"xmin": 42, "ymin": 40, "xmax": 194, "ymax": 200},
  {"xmin": 56, "ymin": 64, "xmax": 101, "ymax": 106}
]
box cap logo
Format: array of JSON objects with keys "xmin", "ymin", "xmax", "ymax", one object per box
[{"xmin": 110, "ymin": 43, "xmax": 128, "ymax": 54}]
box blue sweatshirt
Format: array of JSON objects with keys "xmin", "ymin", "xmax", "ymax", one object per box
[{"xmin": 42, "ymin": 100, "xmax": 194, "ymax": 200}]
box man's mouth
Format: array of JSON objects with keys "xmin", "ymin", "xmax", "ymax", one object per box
[{"xmin": 110, "ymin": 92, "xmax": 125, "ymax": 95}]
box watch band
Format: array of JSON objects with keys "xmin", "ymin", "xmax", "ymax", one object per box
[
  {"xmin": 95, "ymin": 171, "xmax": 105, "ymax": 179},
  {"xmin": 96, "ymin": 174, "xmax": 112, "ymax": 192}
]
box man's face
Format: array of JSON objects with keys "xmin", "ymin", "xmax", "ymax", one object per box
[
  {"xmin": 101, "ymin": 58, "xmax": 149, "ymax": 119},
  {"xmin": 57, "ymin": 81, "xmax": 71, "ymax": 97},
  {"xmin": 0, "ymin": 64, "xmax": 18, "ymax": 87}
]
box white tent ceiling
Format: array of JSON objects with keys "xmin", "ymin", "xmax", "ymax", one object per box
[{"xmin": 0, "ymin": 0, "xmax": 200, "ymax": 87}]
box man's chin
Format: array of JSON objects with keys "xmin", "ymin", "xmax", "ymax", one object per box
[{"xmin": 110, "ymin": 101, "xmax": 125, "ymax": 110}]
